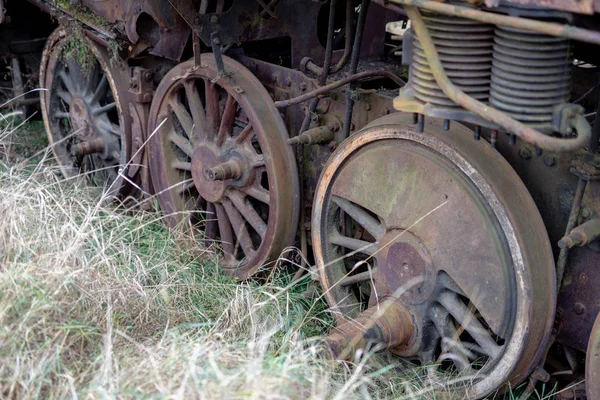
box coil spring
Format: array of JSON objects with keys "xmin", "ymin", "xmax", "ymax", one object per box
[
  {"xmin": 490, "ymin": 26, "xmax": 572, "ymax": 128},
  {"xmin": 411, "ymin": 12, "xmax": 494, "ymax": 108}
]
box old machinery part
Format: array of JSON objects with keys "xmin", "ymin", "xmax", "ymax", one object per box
[
  {"xmin": 490, "ymin": 26, "xmax": 572, "ymax": 131},
  {"xmin": 287, "ymin": 125, "xmax": 335, "ymax": 146},
  {"xmin": 312, "ymin": 113, "xmax": 555, "ymax": 398},
  {"xmin": 559, "ymin": 218, "xmax": 600, "ymax": 249},
  {"xmin": 40, "ymin": 28, "xmax": 136, "ymax": 198},
  {"xmin": 147, "ymin": 55, "xmax": 299, "ymax": 280},
  {"xmin": 586, "ymin": 312, "xmax": 600, "ymax": 399},
  {"xmin": 387, "ymin": 0, "xmax": 600, "ymax": 46},
  {"xmin": 410, "ymin": 12, "xmax": 493, "ymax": 108},
  {"xmin": 274, "ymin": 70, "xmax": 404, "ymax": 108},
  {"xmin": 400, "ymin": 6, "xmax": 590, "ymax": 152}
]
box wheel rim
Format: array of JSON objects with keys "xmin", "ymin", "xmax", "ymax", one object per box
[
  {"xmin": 40, "ymin": 28, "xmax": 132, "ymax": 197},
  {"xmin": 312, "ymin": 113, "xmax": 555, "ymax": 398},
  {"xmin": 147, "ymin": 56, "xmax": 299, "ymax": 279}
]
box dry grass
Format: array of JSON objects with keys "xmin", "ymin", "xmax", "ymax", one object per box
[{"xmin": 0, "ymin": 113, "xmax": 422, "ymax": 399}]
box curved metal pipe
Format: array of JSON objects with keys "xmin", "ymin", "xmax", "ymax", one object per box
[
  {"xmin": 391, "ymin": 0, "xmax": 600, "ymax": 46},
  {"xmin": 274, "ymin": 70, "xmax": 405, "ymax": 108},
  {"xmin": 405, "ymin": 6, "xmax": 591, "ymax": 153}
]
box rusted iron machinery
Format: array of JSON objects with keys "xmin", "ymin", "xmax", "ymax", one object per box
[{"xmin": 3, "ymin": 0, "xmax": 600, "ymax": 397}]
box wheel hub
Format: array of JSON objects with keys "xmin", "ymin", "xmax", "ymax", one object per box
[
  {"xmin": 375, "ymin": 230, "xmax": 434, "ymax": 304},
  {"xmin": 69, "ymin": 97, "xmax": 93, "ymax": 137}
]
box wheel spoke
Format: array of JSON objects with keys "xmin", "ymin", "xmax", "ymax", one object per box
[
  {"xmin": 329, "ymin": 230, "xmax": 377, "ymax": 256},
  {"xmin": 92, "ymin": 102, "xmax": 117, "ymax": 116},
  {"xmin": 222, "ymin": 199, "xmax": 255, "ymax": 258},
  {"xmin": 205, "ymin": 80, "xmax": 219, "ymax": 141},
  {"xmin": 216, "ymin": 94, "xmax": 237, "ymax": 146},
  {"xmin": 339, "ymin": 268, "xmax": 377, "ymax": 286},
  {"xmin": 172, "ymin": 161, "xmax": 192, "ymax": 171},
  {"xmin": 204, "ymin": 202, "xmax": 218, "ymax": 243},
  {"xmin": 332, "ymin": 195, "xmax": 384, "ymax": 240},
  {"xmin": 235, "ymin": 124, "xmax": 253, "ymax": 144},
  {"xmin": 57, "ymin": 90, "xmax": 72, "ymax": 104},
  {"xmin": 228, "ymin": 191, "xmax": 267, "ymax": 239},
  {"xmin": 92, "ymin": 74, "xmax": 109, "ymax": 103},
  {"xmin": 98, "ymin": 120, "xmax": 121, "ymax": 136},
  {"xmin": 58, "ymin": 71, "xmax": 77, "ymax": 95},
  {"xmin": 177, "ymin": 179, "xmax": 195, "ymax": 195},
  {"xmin": 54, "ymin": 111, "xmax": 70, "ymax": 119},
  {"xmin": 184, "ymin": 80, "xmax": 207, "ymax": 143},
  {"xmin": 215, "ymin": 203, "xmax": 235, "ymax": 255},
  {"xmin": 168, "ymin": 131, "xmax": 194, "ymax": 157},
  {"xmin": 430, "ymin": 304, "xmax": 476, "ymax": 373},
  {"xmin": 242, "ymin": 184, "xmax": 270, "ymax": 205},
  {"xmin": 170, "ymin": 98, "xmax": 194, "ymax": 139},
  {"xmin": 438, "ymin": 291, "xmax": 501, "ymax": 360}
]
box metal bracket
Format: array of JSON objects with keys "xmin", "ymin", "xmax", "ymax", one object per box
[{"xmin": 210, "ymin": 31, "xmax": 231, "ymax": 82}]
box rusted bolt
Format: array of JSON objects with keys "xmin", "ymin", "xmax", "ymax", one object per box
[
  {"xmin": 519, "ymin": 147, "xmax": 532, "ymax": 160},
  {"xmin": 143, "ymin": 70, "xmax": 153, "ymax": 82},
  {"xmin": 74, "ymin": 138, "xmax": 105, "ymax": 157},
  {"xmin": 143, "ymin": 93, "xmax": 152, "ymax": 103},
  {"xmin": 350, "ymin": 91, "xmax": 360, "ymax": 102},
  {"xmin": 193, "ymin": 16, "xmax": 201, "ymax": 25},
  {"xmin": 204, "ymin": 160, "xmax": 243, "ymax": 181},
  {"xmin": 573, "ymin": 303, "xmax": 585, "ymax": 315},
  {"xmin": 299, "ymin": 83, "xmax": 307, "ymax": 92},
  {"xmin": 581, "ymin": 207, "xmax": 592, "ymax": 219},
  {"xmin": 210, "ymin": 15, "xmax": 219, "ymax": 24},
  {"xmin": 543, "ymin": 154, "xmax": 557, "ymax": 167},
  {"xmin": 579, "ymin": 272, "xmax": 589, "ymax": 285},
  {"xmin": 213, "ymin": 37, "xmax": 221, "ymax": 45}
]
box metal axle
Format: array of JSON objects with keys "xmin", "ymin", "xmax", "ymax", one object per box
[
  {"xmin": 325, "ymin": 300, "xmax": 414, "ymax": 360},
  {"xmin": 204, "ymin": 159, "xmax": 243, "ymax": 181}
]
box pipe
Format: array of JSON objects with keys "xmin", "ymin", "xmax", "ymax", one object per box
[
  {"xmin": 341, "ymin": 0, "xmax": 370, "ymax": 140},
  {"xmin": 556, "ymin": 178, "xmax": 587, "ymax": 289},
  {"xmin": 405, "ymin": 6, "xmax": 590, "ymax": 153},
  {"xmin": 275, "ymin": 70, "xmax": 404, "ymax": 108},
  {"xmin": 389, "ymin": 0, "xmax": 600, "ymax": 46},
  {"xmin": 305, "ymin": 0, "xmax": 355, "ymax": 76}
]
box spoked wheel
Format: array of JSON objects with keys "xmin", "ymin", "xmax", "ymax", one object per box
[
  {"xmin": 40, "ymin": 28, "xmax": 134, "ymax": 197},
  {"xmin": 147, "ymin": 56, "xmax": 299, "ymax": 279},
  {"xmin": 312, "ymin": 113, "xmax": 556, "ymax": 398}
]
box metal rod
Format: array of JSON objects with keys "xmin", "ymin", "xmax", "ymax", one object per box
[
  {"xmin": 591, "ymin": 89, "xmax": 600, "ymax": 154},
  {"xmin": 341, "ymin": 0, "xmax": 370, "ymax": 140},
  {"xmin": 390, "ymin": 0, "xmax": 600, "ymax": 46},
  {"xmin": 556, "ymin": 178, "xmax": 587, "ymax": 289},
  {"xmin": 275, "ymin": 70, "xmax": 404, "ymax": 108},
  {"xmin": 405, "ymin": 6, "xmax": 591, "ymax": 153}
]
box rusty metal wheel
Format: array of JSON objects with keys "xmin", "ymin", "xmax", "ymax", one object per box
[
  {"xmin": 586, "ymin": 312, "xmax": 600, "ymax": 399},
  {"xmin": 312, "ymin": 113, "xmax": 556, "ymax": 398},
  {"xmin": 40, "ymin": 28, "xmax": 134, "ymax": 197},
  {"xmin": 147, "ymin": 56, "xmax": 299, "ymax": 279}
]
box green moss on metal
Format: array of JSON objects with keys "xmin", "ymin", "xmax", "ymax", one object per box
[{"xmin": 54, "ymin": 0, "xmax": 110, "ymax": 27}]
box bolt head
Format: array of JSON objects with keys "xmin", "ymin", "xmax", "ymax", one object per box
[
  {"xmin": 573, "ymin": 303, "xmax": 585, "ymax": 315},
  {"xmin": 519, "ymin": 148, "xmax": 532, "ymax": 160},
  {"xmin": 543, "ymin": 154, "xmax": 556, "ymax": 167},
  {"xmin": 581, "ymin": 207, "xmax": 592, "ymax": 219},
  {"xmin": 193, "ymin": 16, "xmax": 201, "ymax": 24},
  {"xmin": 210, "ymin": 15, "xmax": 219, "ymax": 24}
]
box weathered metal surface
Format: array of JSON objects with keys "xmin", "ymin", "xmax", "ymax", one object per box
[
  {"xmin": 146, "ymin": 55, "xmax": 299, "ymax": 279},
  {"xmin": 494, "ymin": 0, "xmax": 594, "ymax": 15},
  {"xmin": 586, "ymin": 312, "xmax": 600, "ymax": 400},
  {"xmin": 312, "ymin": 113, "xmax": 555, "ymax": 398},
  {"xmin": 39, "ymin": 27, "xmax": 136, "ymax": 198},
  {"xmin": 388, "ymin": 0, "xmax": 600, "ymax": 45},
  {"xmin": 490, "ymin": 26, "xmax": 571, "ymax": 129},
  {"xmin": 326, "ymin": 300, "xmax": 415, "ymax": 360},
  {"xmin": 399, "ymin": 6, "xmax": 591, "ymax": 152},
  {"xmin": 559, "ymin": 218, "xmax": 600, "ymax": 249}
]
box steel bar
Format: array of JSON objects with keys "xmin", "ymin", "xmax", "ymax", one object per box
[
  {"xmin": 341, "ymin": 0, "xmax": 370, "ymax": 140},
  {"xmin": 390, "ymin": 0, "xmax": 600, "ymax": 46},
  {"xmin": 275, "ymin": 70, "xmax": 403, "ymax": 108},
  {"xmin": 405, "ymin": 6, "xmax": 590, "ymax": 152}
]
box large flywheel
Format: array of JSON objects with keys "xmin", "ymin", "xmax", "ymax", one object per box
[
  {"xmin": 40, "ymin": 28, "xmax": 134, "ymax": 198},
  {"xmin": 312, "ymin": 113, "xmax": 556, "ymax": 398},
  {"xmin": 147, "ymin": 56, "xmax": 299, "ymax": 280}
]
